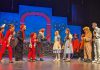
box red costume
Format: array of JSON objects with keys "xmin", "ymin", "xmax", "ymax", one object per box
[
  {"xmin": 72, "ymin": 38, "xmax": 80, "ymax": 53},
  {"xmin": 28, "ymin": 33, "xmax": 37, "ymax": 60},
  {"xmin": 0, "ymin": 32, "xmax": 4, "ymax": 45},
  {"xmin": 0, "ymin": 30, "xmax": 13, "ymax": 61}
]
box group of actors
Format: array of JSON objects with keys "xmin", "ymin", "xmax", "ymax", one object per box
[
  {"xmin": 0, "ymin": 23, "xmax": 47, "ymax": 63},
  {"xmin": 0, "ymin": 22, "xmax": 99, "ymax": 64},
  {"xmin": 53, "ymin": 22, "xmax": 100, "ymax": 64}
]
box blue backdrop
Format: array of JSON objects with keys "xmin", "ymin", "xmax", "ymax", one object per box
[{"xmin": 0, "ymin": 5, "xmax": 82, "ymax": 42}]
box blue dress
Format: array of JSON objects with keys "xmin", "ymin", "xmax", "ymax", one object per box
[{"xmin": 64, "ymin": 34, "xmax": 73, "ymax": 54}]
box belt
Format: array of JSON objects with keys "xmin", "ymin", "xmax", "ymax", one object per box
[{"xmin": 96, "ymin": 37, "xmax": 100, "ymax": 39}]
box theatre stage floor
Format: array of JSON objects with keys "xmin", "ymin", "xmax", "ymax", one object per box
[{"xmin": 0, "ymin": 57, "xmax": 100, "ymax": 70}]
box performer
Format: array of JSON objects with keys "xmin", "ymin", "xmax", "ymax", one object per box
[
  {"xmin": 37, "ymin": 28, "xmax": 45, "ymax": 61},
  {"xmin": 83, "ymin": 27, "xmax": 92, "ymax": 62},
  {"xmin": 92, "ymin": 22, "xmax": 100, "ymax": 63},
  {"xmin": 0, "ymin": 24, "xmax": 15, "ymax": 63},
  {"xmin": 53, "ymin": 31, "xmax": 61, "ymax": 61},
  {"xmin": 63, "ymin": 28, "xmax": 73, "ymax": 62},
  {"xmin": 15, "ymin": 24, "xmax": 26, "ymax": 61},
  {"xmin": 72, "ymin": 34, "xmax": 80, "ymax": 57},
  {"xmin": 28, "ymin": 32, "xmax": 37, "ymax": 62},
  {"xmin": 78, "ymin": 34, "xmax": 84, "ymax": 61},
  {"xmin": 0, "ymin": 24, "xmax": 5, "ymax": 48}
]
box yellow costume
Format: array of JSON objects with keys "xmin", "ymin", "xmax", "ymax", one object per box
[{"xmin": 83, "ymin": 27, "xmax": 92, "ymax": 61}]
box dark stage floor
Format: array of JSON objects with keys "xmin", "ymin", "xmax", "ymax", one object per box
[{"xmin": 0, "ymin": 57, "xmax": 100, "ymax": 70}]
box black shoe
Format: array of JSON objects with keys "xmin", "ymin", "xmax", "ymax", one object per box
[
  {"xmin": 9, "ymin": 61, "xmax": 13, "ymax": 63},
  {"xmin": 40, "ymin": 58, "xmax": 44, "ymax": 61}
]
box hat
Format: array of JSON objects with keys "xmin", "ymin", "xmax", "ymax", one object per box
[
  {"xmin": 1, "ymin": 24, "xmax": 6, "ymax": 28},
  {"xmin": 0, "ymin": 24, "xmax": 6, "ymax": 30}
]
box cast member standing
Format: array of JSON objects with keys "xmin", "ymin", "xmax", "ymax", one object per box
[
  {"xmin": 0, "ymin": 24, "xmax": 15, "ymax": 63},
  {"xmin": 28, "ymin": 32, "xmax": 37, "ymax": 62},
  {"xmin": 37, "ymin": 28, "xmax": 45, "ymax": 61},
  {"xmin": 15, "ymin": 24, "xmax": 26, "ymax": 61},
  {"xmin": 92, "ymin": 22, "xmax": 100, "ymax": 63},
  {"xmin": 72, "ymin": 34, "xmax": 80, "ymax": 57},
  {"xmin": 78, "ymin": 34, "xmax": 84, "ymax": 61},
  {"xmin": 0, "ymin": 24, "xmax": 5, "ymax": 48},
  {"xmin": 53, "ymin": 31, "xmax": 61, "ymax": 61},
  {"xmin": 63, "ymin": 28, "xmax": 73, "ymax": 62},
  {"xmin": 83, "ymin": 27, "xmax": 92, "ymax": 62}
]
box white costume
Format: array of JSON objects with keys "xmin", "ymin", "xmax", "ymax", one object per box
[
  {"xmin": 93, "ymin": 27, "xmax": 100, "ymax": 62},
  {"xmin": 53, "ymin": 35, "xmax": 61, "ymax": 53}
]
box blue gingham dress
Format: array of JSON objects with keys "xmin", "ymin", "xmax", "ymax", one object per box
[{"xmin": 64, "ymin": 34, "xmax": 73, "ymax": 54}]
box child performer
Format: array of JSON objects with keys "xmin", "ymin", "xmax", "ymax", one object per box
[
  {"xmin": 0, "ymin": 24, "xmax": 15, "ymax": 63},
  {"xmin": 53, "ymin": 31, "xmax": 61, "ymax": 61},
  {"xmin": 63, "ymin": 28, "xmax": 73, "ymax": 62},
  {"xmin": 78, "ymin": 34, "xmax": 84, "ymax": 61},
  {"xmin": 72, "ymin": 34, "xmax": 80, "ymax": 57},
  {"xmin": 28, "ymin": 32, "xmax": 37, "ymax": 62}
]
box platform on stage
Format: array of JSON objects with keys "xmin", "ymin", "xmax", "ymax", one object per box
[{"xmin": 0, "ymin": 57, "xmax": 99, "ymax": 70}]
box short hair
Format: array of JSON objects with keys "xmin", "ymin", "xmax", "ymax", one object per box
[
  {"xmin": 8, "ymin": 24, "xmax": 15, "ymax": 29},
  {"xmin": 40, "ymin": 28, "xmax": 45, "ymax": 32},
  {"xmin": 92, "ymin": 22, "xmax": 97, "ymax": 26}
]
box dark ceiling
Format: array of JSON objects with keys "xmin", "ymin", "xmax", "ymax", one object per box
[{"xmin": 0, "ymin": 0, "xmax": 68, "ymax": 17}]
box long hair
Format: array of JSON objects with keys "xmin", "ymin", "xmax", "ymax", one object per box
[{"xmin": 65, "ymin": 28, "xmax": 70, "ymax": 39}]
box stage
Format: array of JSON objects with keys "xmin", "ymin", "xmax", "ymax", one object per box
[{"xmin": 0, "ymin": 57, "xmax": 99, "ymax": 70}]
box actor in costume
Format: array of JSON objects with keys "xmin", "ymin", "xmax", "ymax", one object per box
[
  {"xmin": 28, "ymin": 32, "xmax": 37, "ymax": 62},
  {"xmin": 92, "ymin": 22, "xmax": 100, "ymax": 63},
  {"xmin": 0, "ymin": 24, "xmax": 15, "ymax": 63},
  {"xmin": 83, "ymin": 27, "xmax": 92, "ymax": 62},
  {"xmin": 0, "ymin": 24, "xmax": 5, "ymax": 48},
  {"xmin": 53, "ymin": 31, "xmax": 61, "ymax": 61},
  {"xmin": 37, "ymin": 28, "xmax": 45, "ymax": 61},
  {"xmin": 78, "ymin": 34, "xmax": 84, "ymax": 61},
  {"xmin": 15, "ymin": 24, "xmax": 26, "ymax": 61},
  {"xmin": 63, "ymin": 28, "xmax": 73, "ymax": 62},
  {"xmin": 72, "ymin": 34, "xmax": 80, "ymax": 57}
]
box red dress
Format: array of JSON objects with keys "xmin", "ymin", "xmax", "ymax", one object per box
[
  {"xmin": 72, "ymin": 38, "xmax": 80, "ymax": 53},
  {"xmin": 28, "ymin": 38, "xmax": 37, "ymax": 60},
  {"xmin": 0, "ymin": 30, "xmax": 13, "ymax": 61}
]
